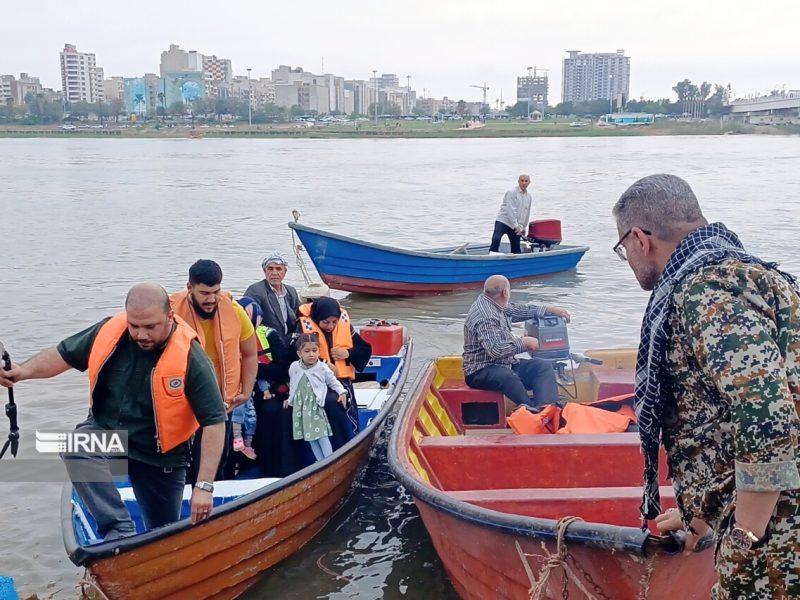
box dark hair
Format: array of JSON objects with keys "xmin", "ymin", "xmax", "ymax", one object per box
[
  {"xmin": 295, "ymin": 333, "xmax": 319, "ymax": 351},
  {"xmin": 188, "ymin": 259, "xmax": 223, "ymax": 286}
]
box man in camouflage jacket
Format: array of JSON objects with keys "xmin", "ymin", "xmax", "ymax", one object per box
[{"xmin": 612, "ymin": 174, "xmax": 799, "ymax": 599}]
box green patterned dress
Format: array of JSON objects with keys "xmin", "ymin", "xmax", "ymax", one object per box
[{"xmin": 292, "ymin": 370, "xmax": 333, "ymax": 442}]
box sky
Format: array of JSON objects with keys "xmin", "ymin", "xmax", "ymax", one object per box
[{"xmin": 2, "ymin": 0, "xmax": 798, "ymax": 105}]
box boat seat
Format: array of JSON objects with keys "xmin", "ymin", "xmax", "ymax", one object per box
[
  {"xmin": 593, "ymin": 366, "xmax": 635, "ymax": 399},
  {"xmin": 446, "ymin": 486, "xmax": 676, "ymax": 530},
  {"xmin": 418, "ymin": 433, "xmax": 670, "ymax": 491},
  {"xmin": 438, "ymin": 380, "xmax": 507, "ymax": 430}
]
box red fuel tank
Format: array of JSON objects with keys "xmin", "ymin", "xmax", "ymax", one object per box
[{"xmin": 360, "ymin": 322, "xmax": 404, "ymax": 356}]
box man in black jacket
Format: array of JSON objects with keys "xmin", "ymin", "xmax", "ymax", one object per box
[{"xmin": 243, "ymin": 252, "xmax": 300, "ymax": 343}]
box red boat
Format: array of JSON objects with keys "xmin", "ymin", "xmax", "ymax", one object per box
[{"xmin": 388, "ymin": 352, "xmax": 717, "ymax": 599}]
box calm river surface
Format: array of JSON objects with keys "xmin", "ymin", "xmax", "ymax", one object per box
[{"xmin": 0, "ymin": 135, "xmax": 798, "ymax": 598}]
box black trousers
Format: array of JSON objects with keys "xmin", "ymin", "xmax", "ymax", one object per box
[
  {"xmin": 187, "ymin": 418, "xmax": 230, "ymax": 486},
  {"xmin": 64, "ymin": 421, "xmax": 187, "ymax": 537},
  {"xmin": 489, "ymin": 220, "xmax": 522, "ymax": 254},
  {"xmin": 465, "ymin": 359, "xmax": 559, "ymax": 408}
]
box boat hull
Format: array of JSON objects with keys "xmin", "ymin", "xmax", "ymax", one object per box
[
  {"xmin": 290, "ymin": 222, "xmax": 588, "ymax": 296},
  {"xmin": 388, "ymin": 358, "xmax": 718, "ymax": 599},
  {"xmin": 63, "ymin": 341, "xmax": 413, "ymax": 599},
  {"xmin": 415, "ymin": 498, "xmax": 716, "ymax": 599}
]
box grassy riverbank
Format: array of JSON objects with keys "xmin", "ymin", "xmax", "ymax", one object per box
[{"xmin": 0, "ymin": 119, "xmax": 797, "ymax": 139}]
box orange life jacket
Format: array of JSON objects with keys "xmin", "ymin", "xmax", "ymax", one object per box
[
  {"xmin": 507, "ymin": 404, "xmax": 561, "ymax": 434},
  {"xmin": 556, "ymin": 403, "xmax": 633, "ymax": 434},
  {"xmin": 87, "ymin": 312, "xmax": 200, "ymax": 453},
  {"xmin": 170, "ymin": 289, "xmax": 242, "ymax": 403},
  {"xmin": 297, "ymin": 303, "xmax": 355, "ymax": 380}
]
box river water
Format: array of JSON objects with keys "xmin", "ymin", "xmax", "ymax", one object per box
[{"xmin": 0, "ymin": 136, "xmax": 798, "ymax": 598}]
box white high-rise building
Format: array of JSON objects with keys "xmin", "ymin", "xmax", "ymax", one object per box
[
  {"xmin": 60, "ymin": 44, "xmax": 105, "ymax": 104},
  {"xmin": 561, "ymin": 49, "xmax": 630, "ymax": 105}
]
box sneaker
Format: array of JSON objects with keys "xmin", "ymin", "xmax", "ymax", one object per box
[
  {"xmin": 232, "ymin": 437, "xmax": 245, "ymax": 452},
  {"xmin": 241, "ymin": 446, "xmax": 257, "ymax": 460}
]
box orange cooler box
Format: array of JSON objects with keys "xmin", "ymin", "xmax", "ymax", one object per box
[{"xmin": 360, "ymin": 324, "xmax": 404, "ymax": 356}]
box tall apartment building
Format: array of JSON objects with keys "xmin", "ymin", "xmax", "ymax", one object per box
[
  {"xmin": 517, "ymin": 69, "xmax": 549, "ymax": 108},
  {"xmin": 202, "ymin": 54, "xmax": 232, "ymax": 97},
  {"xmin": 60, "ymin": 44, "xmax": 105, "ymax": 104},
  {"xmin": 0, "ymin": 75, "xmax": 13, "ymax": 105},
  {"xmin": 344, "ymin": 80, "xmax": 375, "ymax": 115},
  {"xmin": 103, "ymin": 77, "xmax": 125, "ymax": 101},
  {"xmin": 160, "ymin": 44, "xmax": 203, "ymax": 77},
  {"xmin": 561, "ymin": 49, "xmax": 630, "ymax": 105}
]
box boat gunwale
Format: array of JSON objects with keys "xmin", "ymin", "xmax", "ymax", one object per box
[
  {"xmin": 387, "ymin": 359, "xmax": 678, "ymax": 557},
  {"xmin": 289, "ymin": 222, "xmax": 590, "ymax": 263},
  {"xmin": 62, "ymin": 338, "xmax": 414, "ymax": 566}
]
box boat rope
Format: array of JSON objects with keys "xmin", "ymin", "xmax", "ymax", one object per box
[
  {"xmin": 516, "ymin": 516, "xmax": 604, "ymax": 600},
  {"xmin": 315, "ymin": 550, "xmax": 352, "ymax": 584},
  {"xmin": 290, "ymin": 209, "xmax": 316, "ymax": 287},
  {"xmin": 77, "ymin": 569, "xmax": 111, "ymax": 600}
]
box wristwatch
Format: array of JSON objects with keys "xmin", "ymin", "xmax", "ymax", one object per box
[
  {"xmin": 729, "ymin": 521, "xmax": 762, "ymax": 551},
  {"xmin": 194, "ymin": 480, "xmax": 214, "ymax": 493}
]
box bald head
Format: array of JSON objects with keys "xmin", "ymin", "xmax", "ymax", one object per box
[
  {"xmin": 125, "ymin": 283, "xmax": 174, "ymax": 350},
  {"xmin": 484, "ymin": 275, "xmax": 510, "ymax": 301},
  {"xmin": 125, "ymin": 282, "xmax": 171, "ymax": 314}
]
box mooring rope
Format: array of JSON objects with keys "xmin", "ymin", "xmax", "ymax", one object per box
[{"xmin": 516, "ymin": 516, "xmax": 600, "ymax": 600}]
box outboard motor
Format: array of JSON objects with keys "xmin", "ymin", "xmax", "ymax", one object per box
[
  {"xmin": 526, "ymin": 219, "xmax": 562, "ymax": 251},
  {"xmin": 525, "ymin": 315, "xmax": 570, "ymax": 361}
]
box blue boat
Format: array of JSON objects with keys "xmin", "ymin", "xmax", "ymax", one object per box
[{"xmin": 289, "ymin": 222, "xmax": 589, "ymax": 296}]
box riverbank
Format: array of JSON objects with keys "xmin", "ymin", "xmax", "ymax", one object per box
[{"xmin": 1, "ymin": 119, "xmax": 797, "ymax": 139}]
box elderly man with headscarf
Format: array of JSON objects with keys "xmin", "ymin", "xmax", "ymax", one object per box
[{"xmin": 244, "ymin": 251, "xmax": 301, "ymax": 343}]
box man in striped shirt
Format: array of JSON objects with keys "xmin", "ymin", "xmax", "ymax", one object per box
[{"xmin": 463, "ymin": 275, "xmax": 570, "ymax": 410}]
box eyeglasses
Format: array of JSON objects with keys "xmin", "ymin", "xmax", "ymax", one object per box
[{"xmin": 613, "ymin": 228, "xmax": 652, "ymax": 262}]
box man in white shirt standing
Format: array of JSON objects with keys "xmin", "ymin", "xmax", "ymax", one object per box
[{"xmin": 489, "ymin": 174, "xmax": 533, "ymax": 254}]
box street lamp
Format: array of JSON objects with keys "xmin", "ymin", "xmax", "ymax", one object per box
[
  {"xmin": 372, "ymin": 69, "xmax": 378, "ymax": 126},
  {"xmin": 246, "ymin": 68, "xmax": 252, "ymax": 127},
  {"xmin": 526, "ymin": 66, "xmax": 533, "ymax": 120}
]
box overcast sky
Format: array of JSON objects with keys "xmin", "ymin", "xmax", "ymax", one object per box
[{"xmin": 2, "ymin": 0, "xmax": 797, "ymax": 104}]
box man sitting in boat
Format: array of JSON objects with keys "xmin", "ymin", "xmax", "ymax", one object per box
[
  {"xmin": 463, "ymin": 275, "xmax": 570, "ymax": 412},
  {"xmin": 489, "ymin": 174, "xmax": 533, "ymax": 255},
  {"xmin": 296, "ymin": 297, "xmax": 372, "ymax": 449},
  {"xmin": 170, "ymin": 260, "xmax": 258, "ymax": 482},
  {"xmin": 0, "ymin": 283, "xmax": 227, "ymax": 538}
]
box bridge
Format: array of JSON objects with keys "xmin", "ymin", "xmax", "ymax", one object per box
[{"xmin": 727, "ymin": 92, "xmax": 800, "ymax": 125}]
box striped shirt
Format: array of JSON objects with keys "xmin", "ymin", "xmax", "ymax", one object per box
[{"xmin": 462, "ymin": 294, "xmax": 548, "ymax": 377}]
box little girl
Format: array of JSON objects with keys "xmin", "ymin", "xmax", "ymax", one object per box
[{"xmin": 285, "ymin": 333, "xmax": 347, "ymax": 461}]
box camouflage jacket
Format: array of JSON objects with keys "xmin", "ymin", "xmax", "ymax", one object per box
[{"xmin": 662, "ymin": 260, "xmax": 800, "ymax": 532}]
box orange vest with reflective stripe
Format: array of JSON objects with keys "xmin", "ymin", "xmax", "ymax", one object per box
[
  {"xmin": 87, "ymin": 312, "xmax": 200, "ymax": 453},
  {"xmin": 298, "ymin": 303, "xmax": 355, "ymax": 380},
  {"xmin": 170, "ymin": 290, "xmax": 241, "ymax": 403}
]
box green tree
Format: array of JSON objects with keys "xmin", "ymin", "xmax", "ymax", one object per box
[
  {"xmin": 289, "ymin": 105, "xmax": 305, "ymax": 117},
  {"xmin": 367, "ymin": 101, "xmax": 401, "ymax": 116},
  {"xmin": 456, "ymin": 100, "xmax": 467, "ymax": 116},
  {"xmin": 505, "ymin": 101, "xmax": 530, "ymax": 117},
  {"xmin": 109, "ymin": 98, "xmax": 125, "ymax": 122},
  {"xmin": 168, "ymin": 101, "xmax": 186, "ymax": 116}
]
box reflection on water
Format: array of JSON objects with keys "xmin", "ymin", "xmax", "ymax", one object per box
[{"xmin": 0, "ymin": 135, "xmax": 798, "ymax": 598}]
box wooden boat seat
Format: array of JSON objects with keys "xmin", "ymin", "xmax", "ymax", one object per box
[
  {"xmin": 418, "ymin": 433, "xmax": 670, "ymax": 491},
  {"xmin": 438, "ymin": 380, "xmax": 507, "ymax": 429},
  {"xmin": 445, "ymin": 486, "xmax": 676, "ymax": 529}
]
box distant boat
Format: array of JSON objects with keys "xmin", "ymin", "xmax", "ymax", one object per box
[
  {"xmin": 63, "ymin": 332, "xmax": 412, "ymax": 599},
  {"xmin": 289, "ymin": 222, "xmax": 589, "ymax": 297}
]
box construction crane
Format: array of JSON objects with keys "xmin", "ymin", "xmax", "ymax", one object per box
[{"xmin": 470, "ymin": 83, "xmax": 489, "ymax": 109}]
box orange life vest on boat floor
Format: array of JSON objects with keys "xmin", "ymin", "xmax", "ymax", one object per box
[
  {"xmin": 297, "ymin": 303, "xmax": 355, "ymax": 380},
  {"xmin": 87, "ymin": 312, "xmax": 200, "ymax": 453},
  {"xmin": 170, "ymin": 289, "xmax": 242, "ymax": 403},
  {"xmin": 508, "ymin": 399, "xmax": 634, "ymax": 435}
]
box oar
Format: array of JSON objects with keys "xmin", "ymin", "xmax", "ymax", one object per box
[{"xmin": 0, "ymin": 340, "xmax": 19, "ymax": 459}]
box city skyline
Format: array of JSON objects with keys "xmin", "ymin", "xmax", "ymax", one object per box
[{"xmin": 1, "ymin": 0, "xmax": 797, "ymax": 104}]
